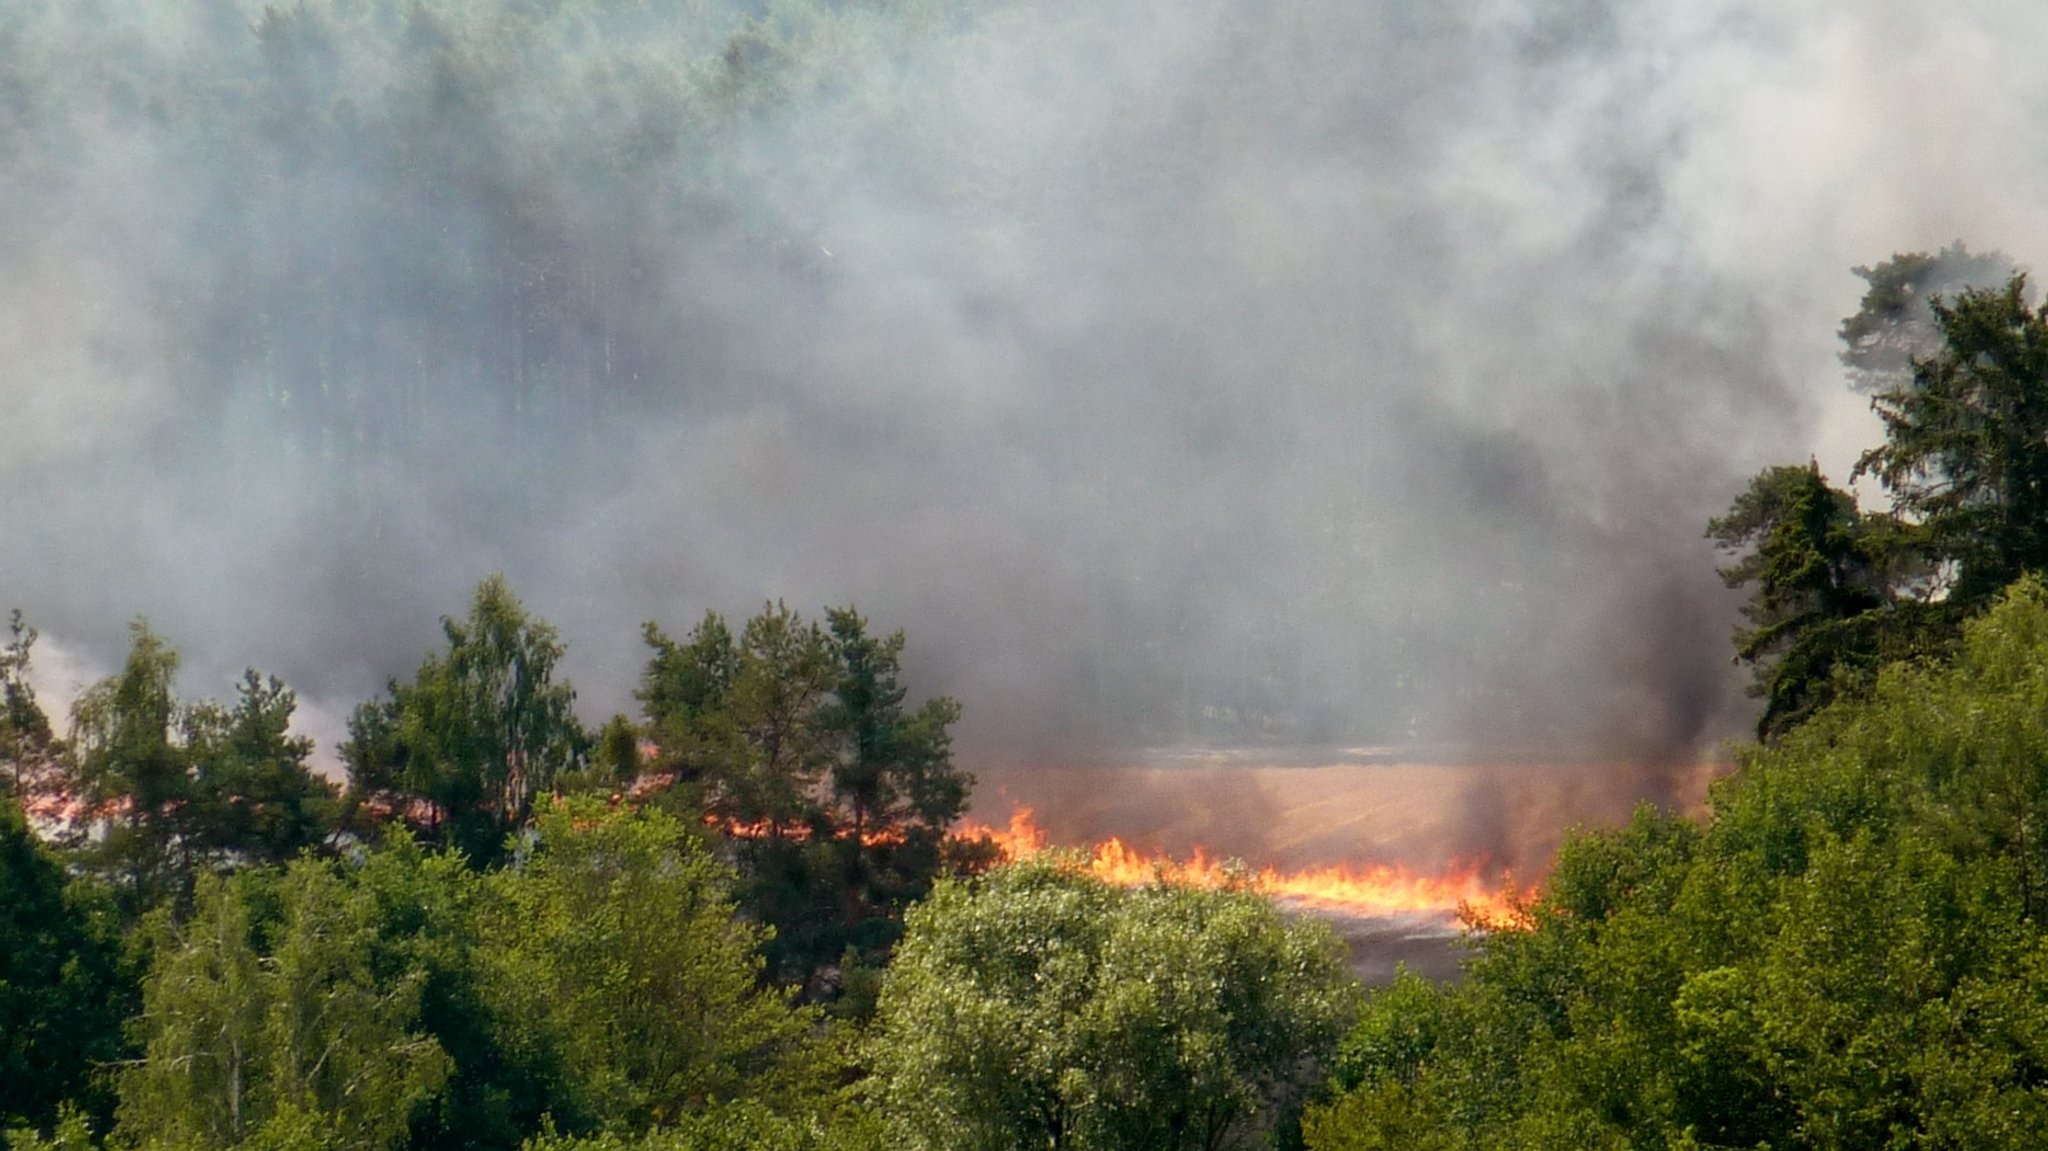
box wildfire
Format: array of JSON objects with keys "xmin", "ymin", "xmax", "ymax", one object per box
[{"xmin": 956, "ymin": 806, "xmax": 1527, "ymax": 929}]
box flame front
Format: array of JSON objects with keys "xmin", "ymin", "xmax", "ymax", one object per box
[{"xmin": 958, "ymin": 806, "xmax": 1526, "ymax": 928}]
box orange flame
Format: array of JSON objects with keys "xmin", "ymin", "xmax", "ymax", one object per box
[{"xmin": 957, "ymin": 806, "xmax": 1527, "ymax": 929}]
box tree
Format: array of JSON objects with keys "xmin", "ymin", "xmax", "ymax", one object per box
[
  {"xmin": 345, "ymin": 833, "xmax": 542, "ymax": 1151},
  {"xmin": 719, "ymin": 604, "xmax": 839, "ymax": 838},
  {"xmin": 813, "ymin": 609, "xmax": 971, "ymax": 975},
  {"xmin": 65, "ymin": 625, "xmax": 337, "ymax": 909},
  {"xmin": 476, "ymin": 798, "xmax": 831, "ymax": 1137},
  {"xmin": 1706, "ymin": 462, "xmax": 1927, "ymax": 737},
  {"xmin": 0, "ymin": 799, "xmax": 130, "ymax": 1137},
  {"xmin": 114, "ymin": 862, "xmax": 452, "ymax": 1151},
  {"xmin": 868, "ymin": 860, "xmax": 1357, "ymax": 1151},
  {"xmin": 822, "ymin": 608, "xmax": 969, "ymax": 845},
  {"xmin": 1711, "ymin": 252, "xmax": 2047, "ymax": 738},
  {"xmin": 637, "ymin": 603, "xmax": 974, "ymax": 990},
  {"xmin": 1307, "ymin": 581, "xmax": 2048, "ymax": 1151},
  {"xmin": 67, "ymin": 621, "xmax": 191, "ymax": 912},
  {"xmin": 344, "ymin": 577, "xmax": 586, "ymax": 863},
  {"xmin": 516, "ymin": 1100, "xmax": 885, "ymax": 1151},
  {"xmin": 185, "ymin": 671, "xmax": 339, "ymax": 868},
  {"xmin": 1839, "ymin": 243, "xmax": 2016, "ymax": 394},
  {"xmin": 1857, "ymin": 273, "xmax": 2048, "ymax": 603},
  {"xmin": 0, "ymin": 611, "xmax": 63, "ymax": 804}
]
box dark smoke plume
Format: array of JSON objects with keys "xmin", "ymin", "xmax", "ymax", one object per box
[{"xmin": 7, "ymin": 1, "xmax": 2046, "ymax": 857}]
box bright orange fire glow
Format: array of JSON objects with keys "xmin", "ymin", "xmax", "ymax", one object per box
[{"xmin": 957, "ymin": 806, "xmax": 1528, "ymax": 929}]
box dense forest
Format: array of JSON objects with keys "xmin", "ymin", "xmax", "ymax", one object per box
[{"xmin": 11, "ymin": 244, "xmax": 2048, "ymax": 1148}]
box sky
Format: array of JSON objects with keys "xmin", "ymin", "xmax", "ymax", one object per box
[{"xmin": 6, "ymin": 0, "xmax": 2047, "ymax": 826}]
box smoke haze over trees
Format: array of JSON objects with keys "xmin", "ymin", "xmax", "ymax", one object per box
[{"xmin": 7, "ymin": 0, "xmax": 2048, "ymax": 771}]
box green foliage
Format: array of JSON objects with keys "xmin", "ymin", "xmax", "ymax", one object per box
[
  {"xmin": 869, "ymin": 860, "xmax": 1358, "ymax": 1150},
  {"xmin": 0, "ymin": 611, "xmax": 62, "ymax": 801},
  {"xmin": 90, "ymin": 799, "xmax": 847, "ymax": 1151},
  {"xmin": 822, "ymin": 607, "xmax": 968, "ymax": 839},
  {"xmin": 345, "ymin": 577, "xmax": 586, "ymax": 865},
  {"xmin": 638, "ymin": 603, "xmax": 972, "ymax": 990},
  {"xmin": 0, "ymin": 800, "xmax": 130, "ymax": 1135},
  {"xmin": 59, "ymin": 624, "xmax": 338, "ymax": 915},
  {"xmin": 184, "ymin": 672, "xmax": 341, "ymax": 868},
  {"xmin": 1307, "ymin": 580, "xmax": 2048, "ymax": 1150},
  {"xmin": 477, "ymin": 798, "xmax": 832, "ymax": 1135},
  {"xmin": 68, "ymin": 621, "xmax": 191, "ymax": 911},
  {"xmin": 5, "ymin": 1105, "xmax": 97, "ymax": 1151},
  {"xmin": 1857, "ymin": 274, "xmax": 2048, "ymax": 603},
  {"xmin": 1713, "ymin": 250, "xmax": 2048, "ymax": 738},
  {"xmin": 516, "ymin": 1099, "xmax": 885, "ymax": 1151},
  {"xmin": 1706, "ymin": 462, "xmax": 1924, "ymax": 737},
  {"xmin": 114, "ymin": 862, "xmax": 452, "ymax": 1151},
  {"xmin": 346, "ymin": 835, "xmax": 538, "ymax": 1151},
  {"xmin": 1839, "ymin": 243, "xmax": 2016, "ymax": 395},
  {"xmin": 593, "ymin": 715, "xmax": 643, "ymax": 789}
]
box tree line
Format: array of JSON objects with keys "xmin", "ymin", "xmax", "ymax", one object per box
[
  {"xmin": 1, "ymin": 582, "xmax": 1355, "ymax": 1151},
  {"xmin": 14, "ymin": 242, "xmax": 2048, "ymax": 1149}
]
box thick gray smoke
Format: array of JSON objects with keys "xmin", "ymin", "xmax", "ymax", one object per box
[{"xmin": 5, "ymin": 0, "xmax": 2045, "ymax": 802}]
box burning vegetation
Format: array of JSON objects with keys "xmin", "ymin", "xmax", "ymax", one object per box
[{"xmin": 957, "ymin": 805, "xmax": 1528, "ymax": 929}]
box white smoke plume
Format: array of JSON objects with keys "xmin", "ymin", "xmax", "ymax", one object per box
[{"xmin": 3, "ymin": 0, "xmax": 2044, "ymax": 818}]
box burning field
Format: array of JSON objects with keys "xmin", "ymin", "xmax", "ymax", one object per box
[{"xmin": 959, "ymin": 751, "xmax": 1730, "ymax": 979}]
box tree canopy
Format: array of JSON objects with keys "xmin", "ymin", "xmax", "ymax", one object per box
[
  {"xmin": 1857, "ymin": 274, "xmax": 2048, "ymax": 602},
  {"xmin": 868, "ymin": 859, "xmax": 1357, "ymax": 1151},
  {"xmin": 58, "ymin": 624, "xmax": 338, "ymax": 915},
  {"xmin": 1306, "ymin": 579, "xmax": 2048, "ymax": 1150},
  {"xmin": 1713, "ymin": 249, "xmax": 2048, "ymax": 738},
  {"xmin": 344, "ymin": 576, "xmax": 586, "ymax": 864},
  {"xmin": 0, "ymin": 611, "xmax": 62, "ymax": 803},
  {"xmin": 638, "ymin": 602, "xmax": 974, "ymax": 992},
  {"xmin": 0, "ymin": 799, "xmax": 128, "ymax": 1136}
]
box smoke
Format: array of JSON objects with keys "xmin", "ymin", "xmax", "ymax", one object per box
[{"xmin": 5, "ymin": 0, "xmax": 2048, "ymax": 839}]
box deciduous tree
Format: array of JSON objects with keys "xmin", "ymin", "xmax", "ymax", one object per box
[
  {"xmin": 0, "ymin": 800, "xmax": 129, "ymax": 1137},
  {"xmin": 344, "ymin": 577, "xmax": 585, "ymax": 863},
  {"xmin": 114, "ymin": 863, "xmax": 450, "ymax": 1151},
  {"xmin": 477, "ymin": 798, "xmax": 831, "ymax": 1136},
  {"xmin": 0, "ymin": 611, "xmax": 63, "ymax": 804},
  {"xmin": 869, "ymin": 860, "xmax": 1356, "ymax": 1151}
]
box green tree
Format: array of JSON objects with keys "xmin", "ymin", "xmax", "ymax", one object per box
[
  {"xmin": 515, "ymin": 1099, "xmax": 885, "ymax": 1151},
  {"xmin": 0, "ymin": 799, "xmax": 130, "ymax": 1137},
  {"xmin": 639, "ymin": 603, "xmax": 842, "ymax": 837},
  {"xmin": 185, "ymin": 671, "xmax": 340, "ymax": 867},
  {"xmin": 1307, "ymin": 580, "xmax": 2048, "ymax": 1151},
  {"xmin": 346, "ymin": 834, "xmax": 543, "ymax": 1151},
  {"xmin": 67, "ymin": 621, "xmax": 192, "ymax": 912},
  {"xmin": 636, "ymin": 611, "xmax": 742, "ymax": 794},
  {"xmin": 0, "ymin": 611, "xmax": 62, "ymax": 803},
  {"xmin": 822, "ymin": 607, "xmax": 969, "ymax": 844},
  {"xmin": 345, "ymin": 577, "xmax": 586, "ymax": 863},
  {"xmin": 1711, "ymin": 251, "xmax": 2047, "ymax": 738},
  {"xmin": 114, "ymin": 861, "xmax": 450, "ymax": 1151},
  {"xmin": 813, "ymin": 608, "xmax": 971, "ymax": 978},
  {"xmin": 1857, "ymin": 274, "xmax": 2048, "ymax": 603},
  {"xmin": 869, "ymin": 860, "xmax": 1357, "ymax": 1151},
  {"xmin": 1839, "ymin": 243, "xmax": 2016, "ymax": 394},
  {"xmin": 478, "ymin": 798, "xmax": 831, "ymax": 1137},
  {"xmin": 66, "ymin": 625, "xmax": 337, "ymax": 910},
  {"xmin": 638, "ymin": 603, "xmax": 974, "ymax": 990},
  {"xmin": 5, "ymin": 1106, "xmax": 98, "ymax": 1151},
  {"xmin": 1706, "ymin": 462, "xmax": 1928, "ymax": 737}
]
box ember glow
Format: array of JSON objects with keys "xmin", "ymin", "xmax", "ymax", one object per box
[{"xmin": 957, "ymin": 806, "xmax": 1529, "ymax": 929}]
